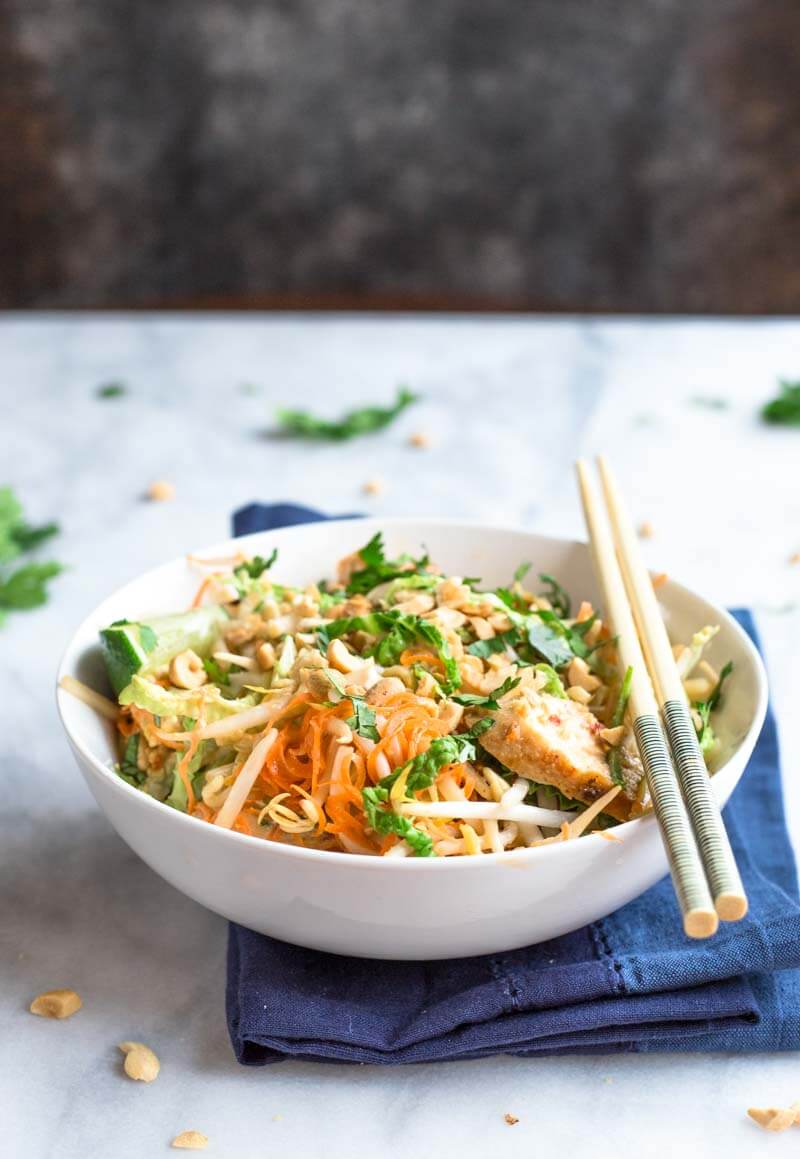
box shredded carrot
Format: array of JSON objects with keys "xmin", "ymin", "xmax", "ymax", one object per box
[
  {"xmin": 191, "ymin": 576, "xmax": 215, "ymax": 608},
  {"xmin": 400, "ymin": 647, "xmax": 445, "ymax": 673}
]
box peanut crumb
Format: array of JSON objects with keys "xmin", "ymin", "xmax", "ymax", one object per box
[
  {"xmin": 362, "ymin": 478, "xmax": 383, "ymax": 496},
  {"xmin": 172, "ymin": 1131, "xmax": 209, "ymax": 1150},
  {"xmin": 747, "ymin": 1106, "xmax": 797, "ymax": 1132},
  {"xmin": 147, "ymin": 480, "xmax": 176, "ymax": 502},
  {"xmin": 637, "ymin": 521, "xmax": 654, "ymax": 539},
  {"xmin": 29, "ymin": 988, "xmax": 82, "ymax": 1019},
  {"xmin": 789, "ymin": 552, "xmax": 800, "ymax": 565},
  {"xmin": 504, "ymin": 1113, "xmax": 519, "ymax": 1126},
  {"xmin": 651, "ymin": 572, "xmax": 668, "ymax": 589},
  {"xmin": 409, "ymin": 431, "xmax": 430, "ymax": 448},
  {"xmin": 118, "ymin": 1040, "xmax": 160, "ymax": 1083}
]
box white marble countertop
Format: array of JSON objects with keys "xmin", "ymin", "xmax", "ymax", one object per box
[{"xmin": 3, "ymin": 314, "xmax": 799, "ymax": 1158}]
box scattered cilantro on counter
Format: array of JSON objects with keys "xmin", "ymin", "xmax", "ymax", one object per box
[
  {"xmin": 276, "ymin": 387, "xmax": 418, "ymax": 441},
  {"xmin": 0, "ymin": 487, "xmax": 62, "ymax": 624}
]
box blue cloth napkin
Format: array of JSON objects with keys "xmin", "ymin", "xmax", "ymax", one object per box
[{"xmin": 226, "ymin": 503, "xmax": 800, "ymax": 1064}]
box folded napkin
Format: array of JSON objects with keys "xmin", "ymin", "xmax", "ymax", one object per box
[{"xmin": 227, "ymin": 503, "xmax": 800, "ymax": 1064}]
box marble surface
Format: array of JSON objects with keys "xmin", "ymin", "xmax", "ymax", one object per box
[{"xmin": 2, "ymin": 314, "xmax": 799, "ymax": 1158}]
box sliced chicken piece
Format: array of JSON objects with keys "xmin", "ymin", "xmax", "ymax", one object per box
[{"xmin": 481, "ymin": 688, "xmax": 639, "ymax": 821}]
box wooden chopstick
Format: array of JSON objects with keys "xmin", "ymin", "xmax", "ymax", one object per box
[
  {"xmin": 575, "ymin": 460, "xmax": 718, "ymax": 939},
  {"xmin": 596, "ymin": 456, "xmax": 748, "ymax": 922}
]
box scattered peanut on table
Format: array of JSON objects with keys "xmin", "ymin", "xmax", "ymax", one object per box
[
  {"xmin": 119, "ymin": 1041, "xmax": 160, "ymax": 1083},
  {"xmin": 172, "ymin": 1130, "xmax": 209, "ymax": 1150},
  {"xmin": 146, "ymin": 480, "xmax": 176, "ymax": 502},
  {"xmin": 29, "ymin": 989, "xmax": 82, "ymax": 1019},
  {"xmin": 747, "ymin": 1102, "xmax": 800, "ymax": 1132}
]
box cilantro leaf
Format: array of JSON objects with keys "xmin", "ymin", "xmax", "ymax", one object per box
[
  {"xmin": 362, "ymin": 786, "xmax": 435, "ymax": 856},
  {"xmin": 235, "ymin": 550, "xmax": 277, "ymax": 582},
  {"xmin": 344, "ymin": 531, "xmax": 430, "ymax": 596},
  {"xmin": 0, "ymin": 562, "xmax": 63, "ymax": 611},
  {"xmin": 346, "ymin": 696, "xmax": 380, "ymax": 742},
  {"xmin": 762, "ymin": 380, "xmax": 800, "ymax": 426},
  {"xmin": 525, "ymin": 615, "xmax": 574, "ymax": 667},
  {"xmin": 538, "ymin": 573, "xmax": 571, "ymax": 618},
  {"xmin": 694, "ymin": 660, "xmax": 733, "ymax": 753},
  {"xmin": 0, "ymin": 486, "xmax": 60, "ymax": 565},
  {"xmin": 96, "ymin": 382, "xmax": 126, "ymax": 399},
  {"xmin": 467, "ymin": 629, "xmax": 519, "ymax": 659},
  {"xmin": 533, "ymin": 663, "xmax": 567, "ymax": 698},
  {"xmin": 608, "ymin": 666, "xmax": 634, "ymax": 785},
  {"xmin": 452, "ymin": 674, "xmax": 520, "ymax": 709},
  {"xmin": 117, "ymin": 734, "xmax": 145, "ymax": 787},
  {"xmin": 276, "ymin": 387, "xmax": 418, "ymax": 441},
  {"xmin": 513, "ymin": 562, "xmax": 532, "ymax": 584},
  {"xmin": 203, "ymin": 657, "xmax": 231, "ymax": 686}
]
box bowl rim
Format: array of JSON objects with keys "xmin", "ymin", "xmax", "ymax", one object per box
[{"xmin": 56, "ymin": 515, "xmax": 769, "ymax": 872}]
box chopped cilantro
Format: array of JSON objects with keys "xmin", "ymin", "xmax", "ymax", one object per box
[
  {"xmin": 344, "ymin": 531, "xmax": 430, "ymax": 596},
  {"xmin": 762, "ymin": 380, "xmax": 800, "ymax": 426},
  {"xmin": 346, "ymin": 696, "xmax": 380, "ymax": 742},
  {"xmin": 538, "ymin": 573, "xmax": 571, "ymax": 618},
  {"xmin": 533, "ymin": 663, "xmax": 567, "ymax": 698},
  {"xmin": 117, "ymin": 734, "xmax": 145, "ymax": 787},
  {"xmin": 96, "ymin": 382, "xmax": 126, "ymax": 399},
  {"xmin": 452, "ymin": 674, "xmax": 520, "ymax": 709},
  {"xmin": 203, "ymin": 657, "xmax": 230, "ymax": 686},
  {"xmin": 608, "ymin": 666, "xmax": 634, "ymax": 785},
  {"xmin": 694, "ymin": 661, "xmax": 733, "ymax": 752},
  {"xmin": 235, "ymin": 551, "xmax": 277, "ymax": 582},
  {"xmin": 276, "ymin": 387, "xmax": 418, "ymax": 441}
]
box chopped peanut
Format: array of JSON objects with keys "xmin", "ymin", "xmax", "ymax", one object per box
[
  {"xmin": 327, "ymin": 638, "xmax": 361, "ymax": 673},
  {"xmin": 362, "ymin": 478, "xmax": 383, "ymax": 496},
  {"xmin": 790, "ymin": 552, "xmax": 800, "ymax": 565},
  {"xmin": 567, "ymin": 657, "xmax": 601, "ymax": 693},
  {"xmin": 409, "ymin": 431, "xmax": 430, "ymax": 448},
  {"xmin": 747, "ymin": 1106, "xmax": 796, "ymax": 1132},
  {"xmin": 119, "ymin": 1041, "xmax": 160, "ymax": 1083},
  {"xmin": 172, "ymin": 1131, "xmax": 209, "ymax": 1150},
  {"xmin": 256, "ymin": 641, "xmax": 276, "ymax": 670},
  {"xmin": 169, "ymin": 649, "xmax": 208, "ymax": 690},
  {"xmin": 29, "ymin": 989, "xmax": 82, "ymax": 1019},
  {"xmin": 504, "ymin": 1113, "xmax": 520, "ymax": 1126},
  {"xmin": 638, "ymin": 521, "xmax": 654, "ymax": 539},
  {"xmin": 599, "ymin": 725, "xmax": 625, "ymax": 746},
  {"xmin": 146, "ymin": 480, "xmax": 175, "ymax": 502},
  {"xmin": 567, "ymin": 685, "xmax": 592, "ymax": 705}
]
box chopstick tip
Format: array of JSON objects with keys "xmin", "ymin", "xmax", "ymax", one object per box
[
  {"xmin": 715, "ymin": 892, "xmax": 748, "ymax": 922},
  {"xmin": 684, "ymin": 908, "xmax": 719, "ymax": 939}
]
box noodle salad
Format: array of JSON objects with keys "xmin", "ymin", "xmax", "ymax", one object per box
[{"xmin": 78, "ymin": 533, "xmax": 731, "ymax": 857}]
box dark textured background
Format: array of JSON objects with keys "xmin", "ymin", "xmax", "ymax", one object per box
[{"xmin": 3, "ymin": 0, "xmax": 800, "ymax": 311}]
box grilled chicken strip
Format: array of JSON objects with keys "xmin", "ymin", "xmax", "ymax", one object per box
[{"xmin": 481, "ymin": 688, "xmax": 639, "ymax": 822}]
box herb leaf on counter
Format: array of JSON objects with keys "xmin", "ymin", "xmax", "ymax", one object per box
[
  {"xmin": 276, "ymin": 387, "xmax": 418, "ymax": 441},
  {"xmin": 0, "ymin": 488, "xmax": 62, "ymax": 624},
  {"xmin": 762, "ymin": 381, "xmax": 800, "ymax": 426}
]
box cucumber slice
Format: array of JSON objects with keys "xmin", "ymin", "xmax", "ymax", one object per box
[{"xmin": 100, "ymin": 605, "xmax": 228, "ymax": 695}]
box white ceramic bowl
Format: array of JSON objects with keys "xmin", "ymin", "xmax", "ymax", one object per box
[{"xmin": 57, "ymin": 518, "xmax": 767, "ymax": 960}]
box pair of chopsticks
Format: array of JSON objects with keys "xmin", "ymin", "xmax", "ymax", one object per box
[{"xmin": 576, "ymin": 457, "xmax": 747, "ymax": 939}]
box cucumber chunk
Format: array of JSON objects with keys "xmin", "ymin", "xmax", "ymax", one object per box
[{"xmin": 100, "ymin": 605, "xmax": 228, "ymax": 695}]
